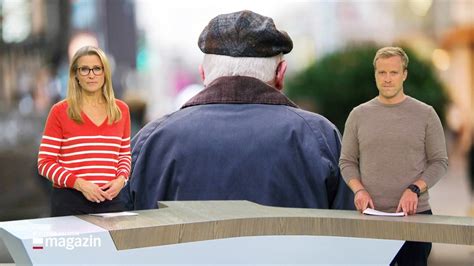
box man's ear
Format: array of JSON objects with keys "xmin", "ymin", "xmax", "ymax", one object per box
[
  {"xmin": 199, "ymin": 64, "xmax": 205, "ymax": 83},
  {"xmin": 274, "ymin": 60, "xmax": 287, "ymax": 90}
]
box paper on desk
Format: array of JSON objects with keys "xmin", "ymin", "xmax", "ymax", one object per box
[
  {"xmin": 89, "ymin": 211, "xmax": 138, "ymax": 218},
  {"xmin": 363, "ymin": 208, "xmax": 405, "ymax": 217}
]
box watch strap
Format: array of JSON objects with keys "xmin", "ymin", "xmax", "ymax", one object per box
[{"xmin": 407, "ymin": 184, "xmax": 421, "ymax": 198}]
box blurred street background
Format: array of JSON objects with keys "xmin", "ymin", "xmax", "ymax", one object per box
[{"xmin": 0, "ymin": 0, "xmax": 473, "ymax": 264}]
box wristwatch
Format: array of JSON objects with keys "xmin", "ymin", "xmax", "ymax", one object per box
[{"xmin": 407, "ymin": 184, "xmax": 421, "ymax": 198}]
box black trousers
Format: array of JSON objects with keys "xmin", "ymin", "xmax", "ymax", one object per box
[
  {"xmin": 390, "ymin": 209, "xmax": 432, "ymax": 266},
  {"xmin": 50, "ymin": 188, "xmax": 126, "ymax": 217}
]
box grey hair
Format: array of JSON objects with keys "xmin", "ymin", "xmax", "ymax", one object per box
[{"xmin": 201, "ymin": 54, "xmax": 283, "ymax": 86}]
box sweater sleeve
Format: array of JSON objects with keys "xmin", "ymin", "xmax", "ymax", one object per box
[
  {"xmin": 339, "ymin": 109, "xmax": 361, "ymax": 184},
  {"xmin": 37, "ymin": 104, "xmax": 78, "ymax": 188},
  {"xmin": 421, "ymin": 107, "xmax": 448, "ymax": 188},
  {"xmin": 116, "ymin": 104, "xmax": 132, "ymax": 180}
]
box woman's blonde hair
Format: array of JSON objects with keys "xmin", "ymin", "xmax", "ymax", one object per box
[{"xmin": 66, "ymin": 46, "xmax": 121, "ymax": 124}]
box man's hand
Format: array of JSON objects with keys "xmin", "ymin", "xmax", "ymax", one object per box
[
  {"xmin": 101, "ymin": 176, "xmax": 126, "ymax": 199},
  {"xmin": 73, "ymin": 178, "xmax": 112, "ymax": 203},
  {"xmin": 354, "ymin": 189, "xmax": 375, "ymax": 212},
  {"xmin": 396, "ymin": 189, "xmax": 418, "ymax": 215},
  {"xmin": 348, "ymin": 179, "xmax": 374, "ymax": 212}
]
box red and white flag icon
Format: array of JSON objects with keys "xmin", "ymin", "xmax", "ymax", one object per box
[{"xmin": 32, "ymin": 238, "xmax": 44, "ymax": 250}]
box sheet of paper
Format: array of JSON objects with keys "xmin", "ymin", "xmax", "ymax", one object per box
[
  {"xmin": 363, "ymin": 208, "xmax": 405, "ymax": 217},
  {"xmin": 89, "ymin": 211, "xmax": 139, "ymax": 218}
]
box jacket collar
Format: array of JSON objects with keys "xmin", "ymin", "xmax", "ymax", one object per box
[{"xmin": 182, "ymin": 76, "xmax": 298, "ymax": 109}]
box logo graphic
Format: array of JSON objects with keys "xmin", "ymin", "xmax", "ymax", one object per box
[
  {"xmin": 32, "ymin": 238, "xmax": 44, "ymax": 250},
  {"xmin": 31, "ymin": 235, "xmax": 101, "ymax": 250}
]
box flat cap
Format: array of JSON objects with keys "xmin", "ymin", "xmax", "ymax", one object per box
[{"xmin": 198, "ymin": 10, "xmax": 293, "ymax": 57}]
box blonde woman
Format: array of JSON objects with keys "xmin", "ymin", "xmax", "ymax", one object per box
[{"xmin": 38, "ymin": 46, "xmax": 131, "ymax": 216}]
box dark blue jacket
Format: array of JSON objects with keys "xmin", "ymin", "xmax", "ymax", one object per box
[{"xmin": 121, "ymin": 76, "xmax": 354, "ymax": 210}]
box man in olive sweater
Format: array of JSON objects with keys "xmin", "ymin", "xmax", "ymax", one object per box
[{"xmin": 339, "ymin": 47, "xmax": 448, "ymax": 266}]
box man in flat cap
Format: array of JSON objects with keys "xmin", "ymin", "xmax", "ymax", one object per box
[{"xmin": 122, "ymin": 10, "xmax": 354, "ymax": 210}]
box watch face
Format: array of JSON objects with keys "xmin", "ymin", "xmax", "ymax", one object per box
[{"xmin": 408, "ymin": 184, "xmax": 420, "ymax": 197}]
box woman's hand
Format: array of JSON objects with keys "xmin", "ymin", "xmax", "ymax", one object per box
[
  {"xmin": 101, "ymin": 176, "xmax": 126, "ymax": 199},
  {"xmin": 73, "ymin": 178, "xmax": 112, "ymax": 203}
]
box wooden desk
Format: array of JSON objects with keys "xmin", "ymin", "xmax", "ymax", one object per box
[
  {"xmin": 80, "ymin": 201, "xmax": 473, "ymax": 250},
  {"xmin": 1, "ymin": 201, "xmax": 472, "ymax": 265}
]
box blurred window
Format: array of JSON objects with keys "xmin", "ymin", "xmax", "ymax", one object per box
[
  {"xmin": 1, "ymin": 0, "xmax": 32, "ymax": 43},
  {"xmin": 71, "ymin": 0, "xmax": 97, "ymax": 29}
]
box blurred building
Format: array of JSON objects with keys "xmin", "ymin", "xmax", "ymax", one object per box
[
  {"xmin": 439, "ymin": 24, "xmax": 473, "ymax": 156},
  {"xmin": 0, "ymin": 0, "xmax": 68, "ymax": 113}
]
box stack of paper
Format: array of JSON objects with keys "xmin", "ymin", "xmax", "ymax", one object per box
[
  {"xmin": 363, "ymin": 208, "xmax": 405, "ymax": 217},
  {"xmin": 89, "ymin": 211, "xmax": 139, "ymax": 218}
]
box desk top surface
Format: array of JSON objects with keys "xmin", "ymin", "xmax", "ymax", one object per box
[{"xmin": 78, "ymin": 201, "xmax": 473, "ymax": 249}]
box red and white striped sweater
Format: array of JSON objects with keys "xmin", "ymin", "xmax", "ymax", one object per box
[{"xmin": 38, "ymin": 100, "xmax": 131, "ymax": 188}]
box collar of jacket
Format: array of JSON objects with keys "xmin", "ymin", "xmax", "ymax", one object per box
[{"xmin": 181, "ymin": 76, "xmax": 298, "ymax": 109}]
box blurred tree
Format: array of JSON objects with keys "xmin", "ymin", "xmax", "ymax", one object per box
[{"xmin": 285, "ymin": 44, "xmax": 448, "ymax": 133}]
